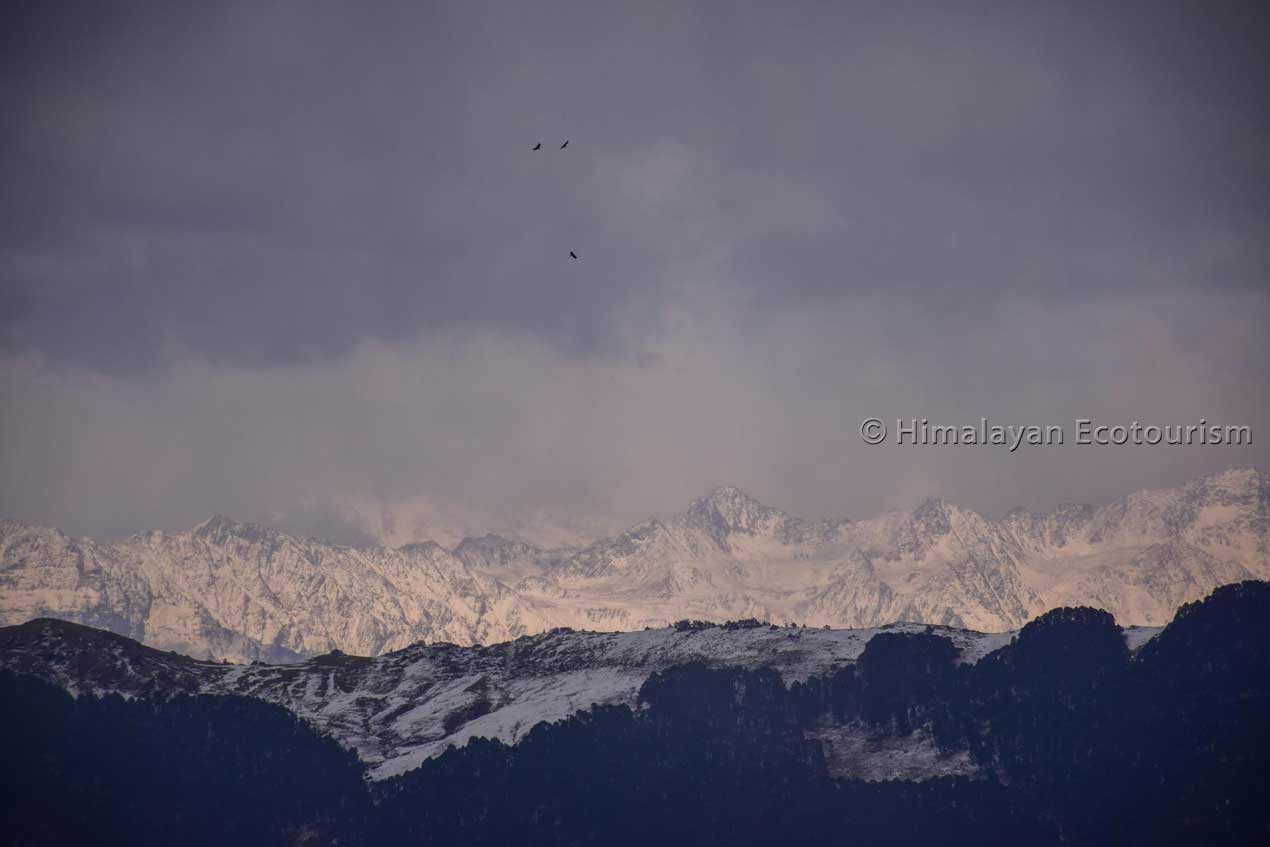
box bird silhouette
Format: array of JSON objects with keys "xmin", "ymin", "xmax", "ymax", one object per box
[
  {"xmin": 569, "ymin": 251, "xmax": 578, "ymax": 260},
  {"xmin": 559, "ymin": 140, "xmax": 569, "ymax": 150},
  {"xmin": 531, "ymin": 142, "xmax": 542, "ymax": 150}
]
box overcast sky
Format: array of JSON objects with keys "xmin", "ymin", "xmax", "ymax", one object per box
[{"xmin": 2, "ymin": 0, "xmax": 1267, "ymax": 545}]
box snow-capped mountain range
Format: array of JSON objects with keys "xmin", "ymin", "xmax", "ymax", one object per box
[{"xmin": 1, "ymin": 469, "xmax": 1265, "ymax": 662}]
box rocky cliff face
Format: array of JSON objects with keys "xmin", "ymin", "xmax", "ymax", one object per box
[{"xmin": 2, "ymin": 469, "xmax": 1265, "ymax": 660}]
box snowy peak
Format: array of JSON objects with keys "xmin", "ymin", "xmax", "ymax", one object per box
[
  {"xmin": 1080, "ymin": 468, "xmax": 1268, "ymax": 546},
  {"xmin": 191, "ymin": 513, "xmax": 284, "ymax": 546},
  {"xmin": 680, "ymin": 486, "xmax": 786, "ymax": 543},
  {"xmin": 688, "ymin": 485, "xmax": 780, "ymax": 526},
  {"xmin": 910, "ymin": 498, "xmax": 954, "ymax": 533},
  {"xmin": 452, "ymin": 534, "xmax": 545, "ymax": 570},
  {"xmin": 1187, "ymin": 467, "xmax": 1263, "ymax": 498}
]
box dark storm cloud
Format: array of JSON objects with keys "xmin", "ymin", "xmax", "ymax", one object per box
[
  {"xmin": 5, "ymin": 0, "xmax": 1267, "ymax": 369},
  {"xmin": 1, "ymin": 0, "xmax": 1267, "ymax": 539}
]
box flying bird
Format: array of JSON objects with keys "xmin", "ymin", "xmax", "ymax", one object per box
[
  {"xmin": 569, "ymin": 251, "xmax": 578, "ymax": 260},
  {"xmin": 532, "ymin": 142, "xmax": 542, "ymax": 150},
  {"xmin": 559, "ymin": 140, "xmax": 569, "ymax": 149}
]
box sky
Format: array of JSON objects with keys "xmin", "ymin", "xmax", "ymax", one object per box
[{"xmin": 2, "ymin": 0, "xmax": 1267, "ymax": 546}]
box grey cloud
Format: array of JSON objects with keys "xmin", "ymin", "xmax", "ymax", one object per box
[
  {"xmin": 4, "ymin": 1, "xmax": 1268, "ymax": 371},
  {"xmin": 1, "ymin": 0, "xmax": 1267, "ymax": 538}
]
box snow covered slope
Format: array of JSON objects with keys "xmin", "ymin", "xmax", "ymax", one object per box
[
  {"xmin": 0, "ymin": 617, "xmax": 1162, "ymax": 781},
  {"xmin": 3, "ymin": 616, "xmax": 1101, "ymax": 781},
  {"xmin": 1, "ymin": 469, "xmax": 1264, "ymax": 661}
]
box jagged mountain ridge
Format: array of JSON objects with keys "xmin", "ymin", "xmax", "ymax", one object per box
[
  {"xmin": 1, "ymin": 469, "xmax": 1265, "ymax": 661},
  {"xmin": 0, "ymin": 616, "xmax": 1045, "ymax": 780},
  {"xmin": 0, "ymin": 516, "xmax": 554, "ymax": 662}
]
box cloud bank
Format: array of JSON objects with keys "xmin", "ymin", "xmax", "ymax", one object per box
[{"xmin": 2, "ymin": 1, "xmax": 1267, "ymax": 542}]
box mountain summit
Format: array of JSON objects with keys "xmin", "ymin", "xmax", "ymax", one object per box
[
  {"xmin": 1, "ymin": 469, "xmax": 1266, "ymax": 661},
  {"xmin": 683, "ymin": 486, "xmax": 786, "ymax": 538}
]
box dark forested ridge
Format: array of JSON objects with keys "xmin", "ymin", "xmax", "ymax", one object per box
[
  {"xmin": 0, "ymin": 674, "xmax": 369, "ymax": 846},
  {"xmin": 4, "ymin": 581, "xmax": 1269, "ymax": 846}
]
